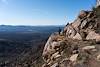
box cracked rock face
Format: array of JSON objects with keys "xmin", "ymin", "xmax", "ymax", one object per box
[
  {"xmin": 42, "ymin": 6, "xmax": 100, "ymax": 67},
  {"xmin": 62, "ymin": 7, "xmax": 100, "ymax": 42}
]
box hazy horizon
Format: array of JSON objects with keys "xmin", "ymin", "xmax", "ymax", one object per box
[
  {"xmin": 0, "ymin": 0, "xmax": 96, "ymax": 25},
  {"xmin": 0, "ymin": 24, "xmax": 64, "ymax": 26}
]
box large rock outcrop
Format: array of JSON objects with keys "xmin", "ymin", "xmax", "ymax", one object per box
[{"xmin": 42, "ymin": 6, "xmax": 100, "ymax": 67}]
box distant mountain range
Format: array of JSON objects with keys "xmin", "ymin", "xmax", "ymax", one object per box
[{"xmin": 0, "ymin": 25, "xmax": 64, "ymax": 33}]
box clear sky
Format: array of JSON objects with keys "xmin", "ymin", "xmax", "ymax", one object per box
[{"xmin": 0, "ymin": 0, "xmax": 96, "ymax": 26}]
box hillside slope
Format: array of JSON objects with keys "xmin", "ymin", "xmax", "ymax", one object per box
[
  {"xmin": 0, "ymin": 26, "xmax": 62, "ymax": 67},
  {"xmin": 42, "ymin": 6, "xmax": 100, "ymax": 67}
]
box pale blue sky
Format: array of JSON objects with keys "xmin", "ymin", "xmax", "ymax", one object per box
[{"xmin": 0, "ymin": 0, "xmax": 96, "ymax": 25}]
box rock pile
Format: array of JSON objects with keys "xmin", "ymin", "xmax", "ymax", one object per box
[
  {"xmin": 42, "ymin": 6, "xmax": 100, "ymax": 67},
  {"xmin": 63, "ymin": 9, "xmax": 100, "ymax": 42}
]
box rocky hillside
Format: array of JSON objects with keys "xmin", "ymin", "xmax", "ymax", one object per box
[{"xmin": 42, "ymin": 6, "xmax": 100, "ymax": 67}]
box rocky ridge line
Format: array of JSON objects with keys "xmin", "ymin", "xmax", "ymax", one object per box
[{"xmin": 42, "ymin": 6, "xmax": 100, "ymax": 67}]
